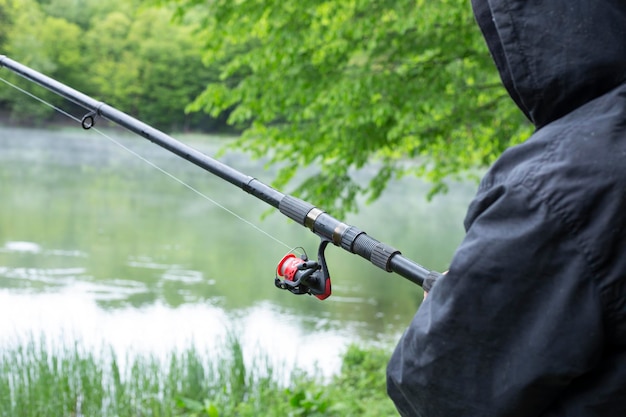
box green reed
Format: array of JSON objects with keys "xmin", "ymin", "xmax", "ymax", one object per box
[{"xmin": 0, "ymin": 334, "xmax": 397, "ymax": 417}]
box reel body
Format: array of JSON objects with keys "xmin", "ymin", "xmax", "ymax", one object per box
[{"xmin": 275, "ymin": 240, "xmax": 332, "ymax": 300}]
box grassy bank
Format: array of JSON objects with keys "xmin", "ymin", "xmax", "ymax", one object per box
[{"xmin": 0, "ymin": 335, "xmax": 398, "ymax": 417}]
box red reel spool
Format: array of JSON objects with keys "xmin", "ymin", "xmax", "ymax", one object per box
[{"xmin": 276, "ymin": 253, "xmax": 304, "ymax": 282}]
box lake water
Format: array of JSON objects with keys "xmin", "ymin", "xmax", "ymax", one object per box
[{"xmin": 0, "ymin": 124, "xmax": 476, "ymax": 376}]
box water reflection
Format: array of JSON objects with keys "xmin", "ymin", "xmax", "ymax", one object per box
[
  {"xmin": 0, "ymin": 287, "xmax": 347, "ymax": 377},
  {"xmin": 0, "ymin": 125, "xmax": 477, "ymax": 374}
]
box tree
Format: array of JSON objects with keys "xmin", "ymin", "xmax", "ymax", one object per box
[
  {"xmin": 164, "ymin": 0, "xmax": 532, "ymax": 216},
  {"xmin": 0, "ymin": 0, "xmax": 14, "ymax": 111},
  {"xmin": 39, "ymin": 0, "xmax": 139, "ymax": 30},
  {"xmin": 0, "ymin": 0, "xmax": 13, "ymax": 50},
  {"xmin": 124, "ymin": 8, "xmax": 216, "ymax": 130},
  {"xmin": 80, "ymin": 6, "xmax": 216, "ymax": 130},
  {"xmin": 0, "ymin": 0, "xmax": 216, "ymax": 130},
  {"xmin": 0, "ymin": 0, "xmax": 87, "ymax": 121}
]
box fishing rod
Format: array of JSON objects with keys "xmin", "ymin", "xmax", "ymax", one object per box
[{"xmin": 0, "ymin": 55, "xmax": 441, "ymax": 299}]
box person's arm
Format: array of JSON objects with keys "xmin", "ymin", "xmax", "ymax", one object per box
[{"xmin": 387, "ymin": 182, "xmax": 603, "ymax": 416}]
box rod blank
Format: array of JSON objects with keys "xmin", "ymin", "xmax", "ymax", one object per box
[{"xmin": 1, "ymin": 54, "xmax": 438, "ymax": 288}]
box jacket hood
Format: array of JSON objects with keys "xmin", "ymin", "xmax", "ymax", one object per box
[{"xmin": 471, "ymin": 0, "xmax": 626, "ymax": 128}]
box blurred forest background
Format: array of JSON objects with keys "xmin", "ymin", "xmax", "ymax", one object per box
[{"xmin": 0, "ymin": 0, "xmax": 531, "ymax": 215}]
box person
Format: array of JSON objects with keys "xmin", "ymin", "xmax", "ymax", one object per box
[{"xmin": 386, "ymin": 0, "xmax": 626, "ymax": 415}]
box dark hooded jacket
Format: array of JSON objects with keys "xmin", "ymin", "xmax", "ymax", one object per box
[{"xmin": 387, "ymin": 0, "xmax": 626, "ymax": 416}]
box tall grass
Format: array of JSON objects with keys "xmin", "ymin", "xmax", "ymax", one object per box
[{"xmin": 0, "ymin": 334, "xmax": 398, "ymax": 416}]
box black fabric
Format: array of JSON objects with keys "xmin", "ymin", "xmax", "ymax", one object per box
[
  {"xmin": 386, "ymin": 0, "xmax": 626, "ymax": 415},
  {"xmin": 473, "ymin": 0, "xmax": 626, "ymax": 128}
]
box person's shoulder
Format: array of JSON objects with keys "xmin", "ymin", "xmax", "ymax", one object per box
[{"xmin": 486, "ymin": 84, "xmax": 626, "ymax": 201}]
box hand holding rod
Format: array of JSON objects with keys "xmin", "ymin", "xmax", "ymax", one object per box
[{"xmin": 0, "ymin": 55, "xmax": 441, "ymax": 292}]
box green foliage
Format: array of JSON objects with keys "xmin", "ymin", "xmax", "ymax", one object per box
[
  {"xmin": 166, "ymin": 0, "xmax": 532, "ymax": 216},
  {"xmin": 166, "ymin": 343, "xmax": 399, "ymax": 417},
  {"xmin": 80, "ymin": 6, "xmax": 216, "ymax": 130},
  {"xmin": 0, "ymin": 0, "xmax": 85, "ymax": 121},
  {"xmin": 0, "ymin": 335, "xmax": 398, "ymax": 417},
  {"xmin": 177, "ymin": 397, "xmax": 221, "ymax": 417},
  {"xmin": 0, "ymin": 0, "xmax": 214, "ymax": 130},
  {"xmin": 0, "ymin": 0, "xmax": 13, "ymax": 51},
  {"xmin": 39, "ymin": 0, "xmax": 139, "ymax": 29},
  {"xmin": 0, "ymin": 0, "xmax": 533, "ymax": 214},
  {"xmin": 285, "ymin": 385, "xmax": 331, "ymax": 417},
  {"xmin": 327, "ymin": 344, "xmax": 398, "ymax": 416}
]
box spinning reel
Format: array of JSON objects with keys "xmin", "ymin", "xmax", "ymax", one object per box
[{"xmin": 275, "ymin": 240, "xmax": 332, "ymax": 300}]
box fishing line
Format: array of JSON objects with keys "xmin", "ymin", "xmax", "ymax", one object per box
[{"xmin": 0, "ymin": 75, "xmax": 296, "ymax": 252}]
